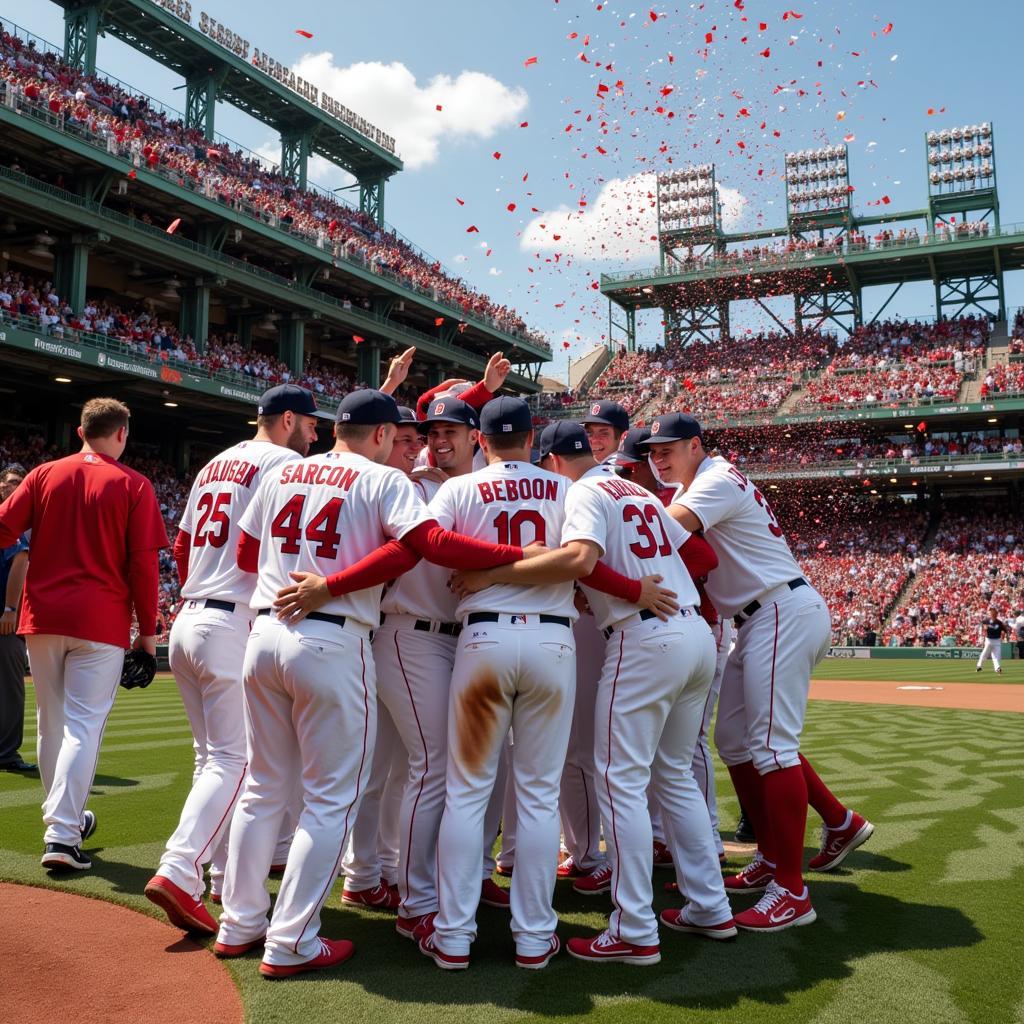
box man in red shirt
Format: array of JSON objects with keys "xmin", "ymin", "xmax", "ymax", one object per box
[{"xmin": 0, "ymin": 398, "xmax": 169, "ymax": 871}]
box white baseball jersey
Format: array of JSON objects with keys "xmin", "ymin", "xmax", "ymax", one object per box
[
  {"xmin": 240, "ymin": 451, "xmax": 433, "ymax": 627},
  {"xmin": 561, "ymin": 465, "xmax": 700, "ymax": 631},
  {"xmin": 670, "ymin": 455, "xmax": 803, "ymax": 618},
  {"xmin": 430, "ymin": 460, "xmax": 577, "ymax": 621},
  {"xmin": 180, "ymin": 440, "xmax": 301, "ymax": 604},
  {"xmin": 380, "ymin": 477, "xmax": 459, "ymax": 622}
]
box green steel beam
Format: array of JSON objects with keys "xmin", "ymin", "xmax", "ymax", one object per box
[
  {"xmin": 277, "ymin": 315, "xmax": 305, "ymax": 373},
  {"xmin": 357, "ymin": 341, "xmax": 381, "ymax": 389},
  {"xmin": 359, "ymin": 177, "xmax": 386, "ymax": 227},
  {"xmin": 281, "ymin": 127, "xmax": 314, "ymax": 190},
  {"xmin": 178, "ymin": 279, "xmax": 211, "ymax": 351},
  {"xmin": 63, "ymin": 1, "xmax": 101, "ymax": 74},
  {"xmin": 185, "ymin": 66, "xmax": 226, "ymax": 142}
]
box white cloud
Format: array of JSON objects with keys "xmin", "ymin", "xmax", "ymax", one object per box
[
  {"xmin": 521, "ymin": 174, "xmax": 748, "ymax": 263},
  {"xmin": 488, "ymin": 267, "xmax": 503, "ymax": 276},
  {"xmin": 287, "ymin": 53, "xmax": 528, "ymax": 170}
]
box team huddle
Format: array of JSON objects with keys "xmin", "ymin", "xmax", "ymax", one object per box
[{"xmin": 0, "ymin": 352, "xmax": 875, "ymax": 979}]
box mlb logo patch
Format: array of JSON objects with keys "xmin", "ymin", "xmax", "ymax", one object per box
[
  {"xmin": 510, "ymin": 614, "xmax": 529, "ymax": 625},
  {"xmin": 502, "ymin": 423, "xmax": 512, "ymax": 432},
  {"xmin": 341, "ymin": 412, "xmax": 351, "ymax": 421},
  {"xmin": 574, "ymin": 440, "xmax": 583, "ymax": 449}
]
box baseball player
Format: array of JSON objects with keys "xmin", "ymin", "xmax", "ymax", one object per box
[
  {"xmin": 0, "ymin": 398, "xmax": 168, "ymax": 871},
  {"xmin": 143, "ymin": 384, "xmax": 320, "ymax": 933},
  {"xmin": 642, "ymin": 413, "xmax": 873, "ymax": 932},
  {"xmin": 418, "ymin": 396, "xmax": 579, "ymax": 971},
  {"xmin": 610, "ymin": 428, "xmax": 732, "ymax": 862},
  {"xmin": 215, "ymin": 390, "xmax": 526, "ymax": 978},
  {"xmin": 451, "ymin": 421, "xmax": 734, "ymax": 964},
  {"xmin": 976, "ymin": 608, "xmax": 1006, "ymax": 673}
]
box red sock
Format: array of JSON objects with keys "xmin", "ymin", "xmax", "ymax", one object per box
[
  {"xmin": 727, "ymin": 761, "xmax": 775, "ymax": 864},
  {"xmin": 761, "ymin": 765, "xmax": 808, "ymax": 895},
  {"xmin": 800, "ymin": 753, "xmax": 847, "ymax": 829}
]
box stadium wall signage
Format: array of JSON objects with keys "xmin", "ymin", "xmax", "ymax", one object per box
[{"xmin": 828, "ymin": 645, "xmax": 1010, "ymax": 660}]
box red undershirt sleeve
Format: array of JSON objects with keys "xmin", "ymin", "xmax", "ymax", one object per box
[
  {"xmin": 416, "ymin": 384, "xmax": 443, "ymax": 420},
  {"xmin": 679, "ymin": 534, "xmax": 718, "ymax": 581},
  {"xmin": 458, "ymin": 380, "xmax": 495, "ymax": 411},
  {"xmin": 401, "ymin": 519, "xmax": 521, "ymax": 569},
  {"xmin": 325, "ymin": 540, "xmax": 419, "ymax": 597},
  {"xmin": 579, "ymin": 561, "xmax": 643, "ymax": 604},
  {"xmin": 128, "ymin": 548, "xmax": 159, "ymax": 637},
  {"xmin": 173, "ymin": 529, "xmax": 191, "ymax": 586},
  {"xmin": 236, "ymin": 530, "xmax": 261, "ymax": 573}
]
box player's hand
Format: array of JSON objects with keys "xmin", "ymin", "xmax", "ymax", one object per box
[
  {"xmin": 411, "ymin": 465, "xmax": 449, "ymax": 485},
  {"xmin": 637, "ymin": 575, "xmax": 679, "ymax": 621},
  {"xmin": 522, "ymin": 541, "xmax": 548, "ymax": 559},
  {"xmin": 0, "ymin": 609, "xmax": 16, "ymax": 636},
  {"xmin": 274, "ymin": 572, "xmax": 331, "ymax": 623},
  {"xmin": 483, "ymin": 351, "xmax": 512, "ymax": 393},
  {"xmin": 448, "ymin": 569, "xmax": 493, "ymax": 597},
  {"xmin": 133, "ymin": 634, "xmax": 157, "ymax": 657},
  {"xmin": 380, "ymin": 347, "xmax": 416, "ymax": 395}
]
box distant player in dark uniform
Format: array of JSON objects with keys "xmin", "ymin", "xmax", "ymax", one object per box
[{"xmin": 976, "ymin": 608, "xmax": 1006, "ymax": 674}]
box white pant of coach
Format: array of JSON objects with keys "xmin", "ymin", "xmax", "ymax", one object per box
[
  {"xmin": 594, "ymin": 610, "xmax": 731, "ymax": 946},
  {"xmin": 435, "ymin": 616, "xmax": 575, "ymax": 958},
  {"xmin": 28, "ymin": 635, "xmax": 124, "ymax": 846},
  {"xmin": 158, "ymin": 601, "xmax": 251, "ymax": 900},
  {"xmin": 218, "ymin": 614, "xmax": 375, "ymax": 966},
  {"xmin": 976, "ymin": 638, "xmax": 1001, "ymax": 671}
]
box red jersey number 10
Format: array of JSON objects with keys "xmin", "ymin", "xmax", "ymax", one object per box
[{"xmin": 493, "ymin": 509, "xmax": 547, "ymax": 547}]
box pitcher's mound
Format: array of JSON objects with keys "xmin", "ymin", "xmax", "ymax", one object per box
[{"xmin": 1, "ymin": 882, "xmax": 243, "ymax": 1024}]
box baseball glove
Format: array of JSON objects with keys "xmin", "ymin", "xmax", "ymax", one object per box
[{"xmin": 120, "ymin": 649, "xmax": 157, "ymax": 690}]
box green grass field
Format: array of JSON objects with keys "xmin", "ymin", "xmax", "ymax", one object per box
[
  {"xmin": 2, "ymin": 675, "xmax": 1023, "ymax": 1024},
  {"xmin": 812, "ymin": 658, "xmax": 1024, "ymax": 683}
]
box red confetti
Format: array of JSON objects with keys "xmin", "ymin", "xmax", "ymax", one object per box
[
  {"xmin": 166, "ymin": 218, "xmax": 181, "ymax": 234},
  {"xmin": 493, "ymin": 151, "xmax": 502, "ymax": 159},
  {"xmin": 507, "ymin": 202, "xmax": 517, "ymax": 212},
  {"xmin": 435, "ymin": 104, "xmax": 443, "ymax": 111},
  {"xmin": 353, "ymin": 335, "xmax": 365, "ymax": 344},
  {"xmin": 524, "ymin": 56, "xmax": 538, "ymax": 67},
  {"xmin": 127, "ymin": 169, "xmax": 137, "ymax": 180},
  {"xmin": 759, "ymin": 21, "xmax": 767, "ymax": 30},
  {"xmin": 705, "ymin": 31, "xmax": 714, "ymax": 43},
  {"xmin": 455, "ymin": 197, "xmax": 465, "ymax": 205},
  {"xmin": 294, "ymin": 29, "xmax": 313, "ymax": 38},
  {"xmin": 760, "ymin": 47, "xmax": 771, "ymax": 57},
  {"xmin": 782, "ymin": 10, "xmax": 803, "ymax": 19},
  {"xmin": 434, "ymin": 317, "xmax": 445, "ymax": 326},
  {"xmin": 649, "ymin": 10, "xmax": 659, "ymax": 21},
  {"xmin": 466, "ymin": 225, "xmax": 479, "ymax": 232},
  {"xmin": 519, "ymin": 121, "xmax": 529, "ymax": 127},
  {"xmin": 917, "ymin": 421, "xmax": 927, "ymax": 433},
  {"xmin": 562, "ymin": 341, "xmax": 571, "ymax": 349},
  {"xmin": 882, "ymin": 21, "xmax": 894, "ymax": 33}
]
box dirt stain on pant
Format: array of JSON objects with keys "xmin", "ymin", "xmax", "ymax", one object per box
[{"xmin": 458, "ymin": 670, "xmax": 502, "ymax": 773}]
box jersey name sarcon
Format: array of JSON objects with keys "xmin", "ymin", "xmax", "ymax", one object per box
[
  {"xmin": 561, "ymin": 465, "xmax": 699, "ymax": 631},
  {"xmin": 431, "ymin": 460, "xmax": 577, "ymax": 621},
  {"xmin": 380, "ymin": 476, "xmax": 458, "ymax": 622},
  {"xmin": 241, "ymin": 451, "xmax": 433, "ymax": 627},
  {"xmin": 180, "ymin": 440, "xmax": 300, "ymax": 604},
  {"xmin": 671, "ymin": 455, "xmax": 803, "ymax": 618}
]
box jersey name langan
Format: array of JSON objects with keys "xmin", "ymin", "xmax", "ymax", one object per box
[
  {"xmin": 279, "ymin": 462, "xmax": 360, "ymax": 489},
  {"xmin": 476, "ymin": 477, "xmax": 559, "ymax": 504},
  {"xmin": 195, "ymin": 458, "xmax": 260, "ymax": 489}
]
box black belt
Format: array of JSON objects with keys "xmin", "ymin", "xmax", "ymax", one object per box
[
  {"xmin": 204, "ymin": 598, "xmax": 236, "ymax": 613},
  {"xmin": 733, "ymin": 578, "xmax": 807, "ymax": 629},
  {"xmin": 602, "ymin": 607, "xmax": 696, "ymax": 640},
  {"xmin": 466, "ymin": 612, "xmax": 572, "ymax": 628},
  {"xmin": 380, "ymin": 614, "xmax": 461, "ymax": 637},
  {"xmin": 256, "ymin": 608, "xmax": 349, "ymax": 628}
]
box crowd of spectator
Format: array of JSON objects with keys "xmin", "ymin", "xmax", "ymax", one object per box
[{"xmin": 0, "ymin": 28, "xmax": 549, "ymax": 351}]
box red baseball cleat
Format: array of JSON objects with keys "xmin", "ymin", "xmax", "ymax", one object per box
[
  {"xmin": 144, "ymin": 875, "xmax": 217, "ymax": 935},
  {"xmin": 652, "ymin": 840, "xmax": 673, "ymax": 868},
  {"xmin": 808, "ymin": 812, "xmax": 875, "ymax": 872},
  {"xmin": 396, "ymin": 911, "xmax": 435, "ymax": 941},
  {"xmin": 660, "ymin": 907, "xmax": 737, "ymax": 940},
  {"xmin": 480, "ymin": 878, "xmax": 511, "ymax": 908},
  {"xmin": 214, "ymin": 935, "xmax": 265, "ymax": 958},
  {"xmin": 723, "ymin": 851, "xmax": 775, "ymax": 895},
  {"xmin": 572, "ymin": 862, "xmax": 612, "ymax": 896},
  {"xmin": 567, "ymin": 931, "xmax": 661, "ymax": 965},
  {"xmin": 557, "ymin": 854, "xmax": 583, "ymax": 879},
  {"xmin": 734, "ymin": 882, "xmax": 816, "ymax": 932},
  {"xmin": 259, "ymin": 937, "xmax": 354, "ymax": 978},
  {"xmin": 419, "ymin": 932, "xmax": 469, "ymax": 970},
  {"xmin": 516, "ymin": 934, "xmax": 560, "ymax": 970},
  {"xmin": 342, "ymin": 882, "xmax": 400, "ymax": 910}
]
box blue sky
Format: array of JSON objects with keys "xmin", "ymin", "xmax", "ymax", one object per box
[{"xmin": 19, "ymin": 0, "xmax": 1024, "ymax": 381}]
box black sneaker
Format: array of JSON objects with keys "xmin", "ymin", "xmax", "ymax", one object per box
[
  {"xmin": 81, "ymin": 810, "xmax": 98, "ymax": 841},
  {"xmin": 734, "ymin": 810, "xmax": 757, "ymax": 845},
  {"xmin": 41, "ymin": 843, "xmax": 92, "ymax": 871}
]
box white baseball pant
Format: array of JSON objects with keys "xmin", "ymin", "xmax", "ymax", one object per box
[
  {"xmin": 559, "ymin": 613, "xmax": 605, "ymax": 870},
  {"xmin": 157, "ymin": 602, "xmax": 250, "ymax": 900},
  {"xmin": 714, "ymin": 585, "xmax": 832, "ymax": 775},
  {"xmin": 976, "ymin": 638, "xmax": 1001, "ymax": 671},
  {"xmin": 217, "ymin": 615, "xmax": 375, "ymax": 966},
  {"xmin": 595, "ymin": 612, "xmax": 731, "ymax": 946},
  {"xmin": 691, "ymin": 618, "xmax": 733, "ymax": 857},
  {"xmin": 435, "ymin": 617, "xmax": 575, "ymax": 958},
  {"xmin": 28, "ymin": 634, "xmax": 124, "ymax": 846},
  {"xmin": 342, "ymin": 699, "xmax": 404, "ymax": 890},
  {"xmin": 373, "ymin": 618, "xmax": 508, "ymax": 917}
]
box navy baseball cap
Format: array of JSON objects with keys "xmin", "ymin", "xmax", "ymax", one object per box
[
  {"xmin": 582, "ymin": 400, "xmax": 630, "ymax": 434},
  {"xmin": 538, "ymin": 421, "xmax": 592, "ymax": 459},
  {"xmin": 258, "ymin": 383, "xmax": 318, "ymax": 417},
  {"xmin": 640, "ymin": 412, "xmax": 703, "ymax": 445},
  {"xmin": 418, "ymin": 397, "xmax": 480, "ymax": 432},
  {"xmin": 608, "ymin": 427, "xmax": 651, "ymax": 465},
  {"xmin": 480, "ymin": 396, "xmax": 533, "ymax": 436},
  {"xmin": 396, "ymin": 405, "xmax": 418, "ymax": 425},
  {"xmin": 335, "ymin": 388, "xmax": 403, "ymax": 426}
]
